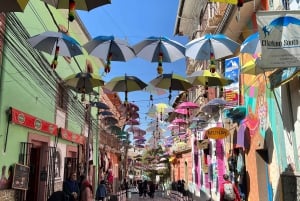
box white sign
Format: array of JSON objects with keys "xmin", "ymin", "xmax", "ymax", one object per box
[{"xmin": 257, "ymin": 11, "xmax": 300, "ymax": 68}]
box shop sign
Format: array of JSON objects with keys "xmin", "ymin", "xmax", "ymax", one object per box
[
  {"xmin": 10, "ymin": 107, "xmax": 58, "ymax": 136},
  {"xmin": 60, "ymin": 128, "xmax": 85, "ymax": 145},
  {"xmin": 205, "ymin": 127, "xmax": 230, "ymax": 139}
]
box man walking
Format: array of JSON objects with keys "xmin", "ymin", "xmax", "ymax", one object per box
[{"xmin": 220, "ymin": 174, "xmax": 241, "ymax": 201}]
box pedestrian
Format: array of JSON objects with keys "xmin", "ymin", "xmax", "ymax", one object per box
[
  {"xmin": 96, "ymin": 180, "xmax": 107, "ymax": 201},
  {"xmin": 123, "ymin": 178, "xmax": 129, "ymax": 198},
  {"xmin": 220, "ymin": 174, "xmax": 241, "ymax": 201},
  {"xmin": 63, "ymin": 172, "xmax": 79, "ymax": 201},
  {"xmin": 138, "ymin": 180, "xmax": 143, "ymax": 197},
  {"xmin": 148, "ymin": 181, "xmax": 155, "ymax": 198},
  {"xmin": 79, "ymin": 175, "xmax": 93, "ymax": 201},
  {"xmin": 142, "ymin": 180, "xmax": 148, "ymax": 198}
]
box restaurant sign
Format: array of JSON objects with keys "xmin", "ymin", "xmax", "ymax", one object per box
[
  {"xmin": 205, "ymin": 127, "xmax": 230, "ymax": 139},
  {"xmin": 59, "ymin": 128, "xmax": 85, "ymax": 145},
  {"xmin": 10, "ymin": 107, "xmax": 58, "ymax": 136}
]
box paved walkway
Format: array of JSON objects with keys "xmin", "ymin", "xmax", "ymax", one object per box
[{"xmin": 128, "ymin": 191, "xmax": 170, "ymax": 201}]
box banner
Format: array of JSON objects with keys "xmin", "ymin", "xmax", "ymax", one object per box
[
  {"xmin": 224, "ymin": 56, "xmax": 240, "ymax": 106},
  {"xmin": 257, "ymin": 11, "xmax": 300, "ymax": 68}
]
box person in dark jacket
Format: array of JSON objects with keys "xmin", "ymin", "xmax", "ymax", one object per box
[
  {"xmin": 95, "ymin": 180, "xmax": 107, "ymax": 201},
  {"xmin": 63, "ymin": 172, "xmax": 79, "ymax": 201},
  {"xmin": 47, "ymin": 191, "xmax": 68, "ymax": 201},
  {"xmin": 138, "ymin": 180, "xmax": 143, "ymax": 197}
]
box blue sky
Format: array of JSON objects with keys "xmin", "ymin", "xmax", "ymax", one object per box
[{"xmin": 78, "ymin": 0, "xmax": 188, "ymax": 137}]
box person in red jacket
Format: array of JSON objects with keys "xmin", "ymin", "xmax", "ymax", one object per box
[{"xmin": 220, "ymin": 174, "xmax": 241, "ymax": 201}]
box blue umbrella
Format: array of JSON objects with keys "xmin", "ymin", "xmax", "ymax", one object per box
[
  {"xmin": 185, "ymin": 33, "xmax": 240, "ymax": 60},
  {"xmin": 240, "ymin": 32, "xmax": 261, "ymax": 55}
]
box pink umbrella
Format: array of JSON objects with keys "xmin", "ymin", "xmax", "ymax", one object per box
[
  {"xmin": 126, "ymin": 126, "xmax": 146, "ymax": 135},
  {"xmin": 171, "ymin": 118, "xmax": 187, "ymax": 125},
  {"xmin": 167, "ymin": 124, "xmax": 184, "ymax": 131},
  {"xmin": 134, "ymin": 136, "xmax": 145, "ymax": 140},
  {"xmin": 174, "ymin": 108, "xmax": 188, "ymax": 115},
  {"xmin": 177, "ymin": 101, "xmax": 199, "ymax": 109},
  {"xmin": 125, "ymin": 119, "xmax": 140, "ymax": 125},
  {"xmin": 119, "ymin": 102, "xmax": 139, "ymax": 113}
]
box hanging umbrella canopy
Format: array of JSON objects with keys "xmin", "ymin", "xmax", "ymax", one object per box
[
  {"xmin": 90, "ymin": 101, "xmax": 110, "ymax": 110},
  {"xmin": 240, "ymin": 32, "xmax": 261, "ymax": 55},
  {"xmin": 64, "ymin": 72, "xmax": 104, "ymax": 94},
  {"xmin": 143, "ymin": 84, "xmax": 167, "ymax": 95},
  {"xmin": 1, "ymin": 0, "xmax": 29, "ymax": 12},
  {"xmin": 177, "ymin": 101, "xmax": 199, "ymax": 109},
  {"xmin": 185, "ymin": 33, "xmax": 240, "ymax": 60},
  {"xmin": 27, "ymin": 31, "xmax": 82, "ymax": 57},
  {"xmin": 42, "ymin": 0, "xmax": 111, "ymax": 11},
  {"xmin": 150, "ymin": 73, "xmax": 193, "ymax": 91},
  {"xmin": 133, "ymin": 36, "xmax": 185, "ymax": 62},
  {"xmin": 103, "ymin": 116, "xmax": 118, "ymax": 125},
  {"xmin": 97, "ymin": 110, "xmax": 113, "ymax": 116},
  {"xmin": 119, "ymin": 102, "xmax": 139, "ymax": 113},
  {"xmin": 174, "ymin": 108, "xmax": 188, "ymax": 115},
  {"xmin": 83, "ymin": 36, "xmax": 135, "ymax": 61},
  {"xmin": 126, "ymin": 126, "xmax": 146, "ymax": 135},
  {"xmin": 171, "ymin": 118, "xmax": 187, "ymax": 125},
  {"xmin": 187, "ymin": 70, "xmax": 234, "ymax": 87},
  {"xmin": 125, "ymin": 119, "xmax": 140, "ymax": 125},
  {"xmin": 133, "ymin": 36, "xmax": 185, "ymax": 74},
  {"xmin": 201, "ymin": 98, "xmax": 228, "ymax": 114},
  {"xmin": 106, "ymin": 125, "xmax": 122, "ymax": 134},
  {"xmin": 104, "ymin": 75, "xmax": 147, "ymax": 102}
]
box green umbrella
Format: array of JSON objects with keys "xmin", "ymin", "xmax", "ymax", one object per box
[{"xmin": 64, "ymin": 72, "xmax": 104, "ymax": 94}]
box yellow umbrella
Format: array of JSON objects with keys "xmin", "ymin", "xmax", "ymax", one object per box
[
  {"xmin": 241, "ymin": 59, "xmax": 264, "ymax": 75},
  {"xmin": 1, "ymin": 0, "xmax": 29, "ymax": 12},
  {"xmin": 187, "ymin": 70, "xmax": 233, "ymax": 86}
]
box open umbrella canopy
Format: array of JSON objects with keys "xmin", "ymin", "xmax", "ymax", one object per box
[
  {"xmin": 97, "ymin": 110, "xmax": 113, "ymax": 116},
  {"xmin": 42, "ymin": 0, "xmax": 111, "ymax": 11},
  {"xmin": 103, "ymin": 116, "xmax": 118, "ymax": 125},
  {"xmin": 240, "ymin": 32, "xmax": 261, "ymax": 55},
  {"xmin": 104, "ymin": 75, "xmax": 147, "ymax": 92},
  {"xmin": 133, "ymin": 36, "xmax": 185, "ymax": 74},
  {"xmin": 1, "ymin": 0, "xmax": 29, "ymax": 12},
  {"xmin": 126, "ymin": 126, "xmax": 146, "ymax": 135},
  {"xmin": 27, "ymin": 31, "xmax": 82, "ymax": 57},
  {"xmin": 201, "ymin": 98, "xmax": 228, "ymax": 114},
  {"xmin": 143, "ymin": 84, "xmax": 167, "ymax": 95},
  {"xmin": 90, "ymin": 101, "xmax": 110, "ymax": 110},
  {"xmin": 83, "ymin": 35, "xmax": 136, "ymax": 73},
  {"xmin": 133, "ymin": 36, "xmax": 185, "ymax": 62},
  {"xmin": 104, "ymin": 75, "xmax": 147, "ymax": 102},
  {"xmin": 187, "ymin": 70, "xmax": 234, "ymax": 87},
  {"xmin": 64, "ymin": 72, "xmax": 104, "ymax": 94},
  {"xmin": 125, "ymin": 119, "xmax": 140, "ymax": 125},
  {"xmin": 177, "ymin": 101, "xmax": 199, "ymax": 109},
  {"xmin": 150, "ymin": 73, "xmax": 193, "ymax": 91},
  {"xmin": 185, "ymin": 33, "xmax": 240, "ymax": 60}
]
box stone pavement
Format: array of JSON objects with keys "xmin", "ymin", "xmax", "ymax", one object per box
[{"xmin": 128, "ymin": 191, "xmax": 170, "ymax": 201}]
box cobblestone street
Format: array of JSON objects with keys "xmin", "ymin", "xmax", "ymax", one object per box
[{"xmin": 128, "ymin": 191, "xmax": 170, "ymax": 201}]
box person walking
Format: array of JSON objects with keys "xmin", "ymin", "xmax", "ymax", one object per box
[
  {"xmin": 220, "ymin": 174, "xmax": 241, "ymax": 201},
  {"xmin": 63, "ymin": 172, "xmax": 79, "ymax": 201},
  {"xmin": 142, "ymin": 180, "xmax": 148, "ymax": 198},
  {"xmin": 95, "ymin": 180, "xmax": 107, "ymax": 201},
  {"xmin": 79, "ymin": 175, "xmax": 93, "ymax": 201}
]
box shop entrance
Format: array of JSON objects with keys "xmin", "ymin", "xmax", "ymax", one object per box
[{"xmin": 26, "ymin": 147, "xmax": 41, "ymax": 201}]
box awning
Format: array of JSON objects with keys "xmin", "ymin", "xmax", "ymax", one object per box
[{"xmin": 269, "ymin": 67, "xmax": 300, "ymax": 89}]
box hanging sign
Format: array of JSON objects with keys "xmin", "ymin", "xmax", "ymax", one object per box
[
  {"xmin": 12, "ymin": 163, "xmax": 30, "ymax": 190},
  {"xmin": 10, "ymin": 107, "xmax": 58, "ymax": 136},
  {"xmin": 257, "ymin": 11, "xmax": 300, "ymax": 68},
  {"xmin": 60, "ymin": 128, "xmax": 86, "ymax": 145},
  {"xmin": 205, "ymin": 127, "xmax": 230, "ymax": 139}
]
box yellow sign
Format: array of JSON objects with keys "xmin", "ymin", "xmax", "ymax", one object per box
[
  {"xmin": 205, "ymin": 127, "xmax": 230, "ymax": 139},
  {"xmin": 209, "ymin": 0, "xmax": 237, "ymax": 4}
]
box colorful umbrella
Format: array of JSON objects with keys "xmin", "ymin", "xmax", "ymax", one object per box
[
  {"xmin": 83, "ymin": 36, "xmax": 136, "ymax": 73},
  {"xmin": 240, "ymin": 32, "xmax": 261, "ymax": 55},
  {"xmin": 171, "ymin": 118, "xmax": 187, "ymax": 125},
  {"xmin": 103, "ymin": 116, "xmax": 118, "ymax": 125},
  {"xmin": 42, "ymin": 0, "xmax": 111, "ymax": 22},
  {"xmin": 126, "ymin": 126, "xmax": 146, "ymax": 135},
  {"xmin": 27, "ymin": 31, "xmax": 82, "ymax": 69},
  {"xmin": 185, "ymin": 33, "xmax": 239, "ymax": 60},
  {"xmin": 104, "ymin": 75, "xmax": 147, "ymax": 102},
  {"xmin": 187, "ymin": 70, "xmax": 234, "ymax": 87},
  {"xmin": 177, "ymin": 101, "xmax": 199, "ymax": 109},
  {"xmin": 64, "ymin": 72, "xmax": 104, "ymax": 94},
  {"xmin": 133, "ymin": 36, "xmax": 185, "ymax": 74},
  {"xmin": 125, "ymin": 119, "xmax": 140, "ymax": 125},
  {"xmin": 97, "ymin": 111, "xmax": 113, "ymax": 116},
  {"xmin": 143, "ymin": 84, "xmax": 167, "ymax": 95},
  {"xmin": 174, "ymin": 108, "xmax": 188, "ymax": 115},
  {"xmin": 201, "ymin": 98, "xmax": 228, "ymax": 114},
  {"xmin": 1, "ymin": 0, "xmax": 29, "ymax": 12}
]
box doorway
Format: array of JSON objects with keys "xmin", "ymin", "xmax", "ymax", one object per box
[{"xmin": 26, "ymin": 147, "xmax": 40, "ymax": 201}]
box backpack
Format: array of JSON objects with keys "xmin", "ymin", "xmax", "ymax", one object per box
[{"xmin": 223, "ymin": 183, "xmax": 236, "ymax": 201}]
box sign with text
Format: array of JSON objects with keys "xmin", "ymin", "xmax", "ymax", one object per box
[
  {"xmin": 224, "ymin": 56, "xmax": 239, "ymax": 106},
  {"xmin": 205, "ymin": 127, "xmax": 230, "ymax": 139},
  {"xmin": 257, "ymin": 11, "xmax": 300, "ymax": 68}
]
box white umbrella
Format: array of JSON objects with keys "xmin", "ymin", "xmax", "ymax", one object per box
[{"xmin": 185, "ymin": 33, "xmax": 239, "ymax": 60}]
